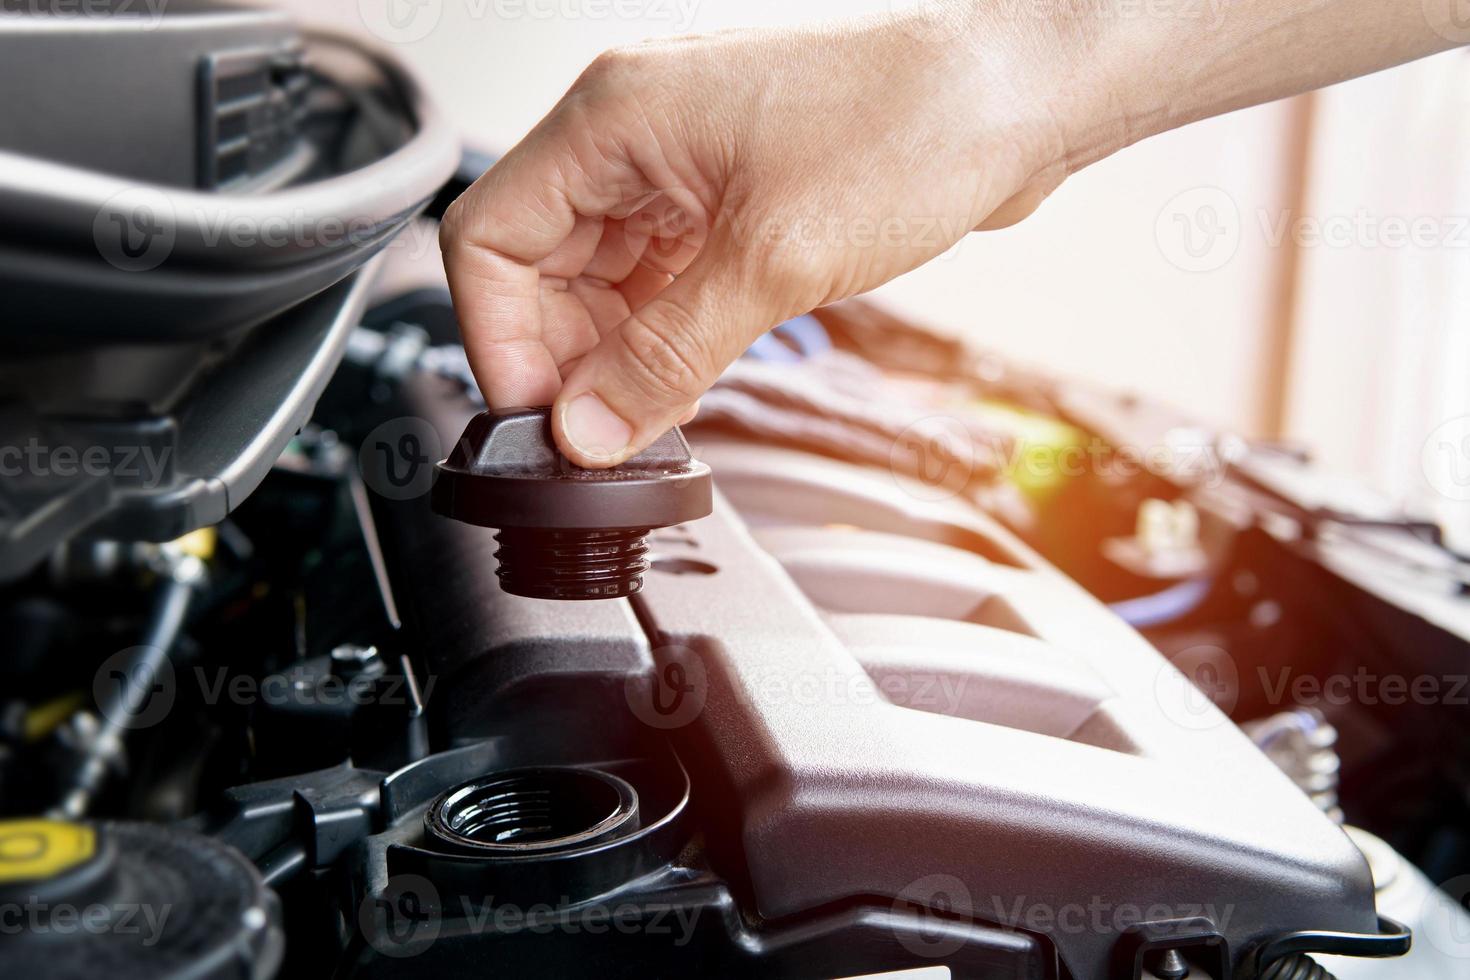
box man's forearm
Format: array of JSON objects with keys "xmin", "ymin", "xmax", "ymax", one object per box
[
  {"xmin": 957, "ymin": 0, "xmax": 1466, "ymax": 174},
  {"xmin": 440, "ymin": 0, "xmax": 1462, "ymax": 465}
]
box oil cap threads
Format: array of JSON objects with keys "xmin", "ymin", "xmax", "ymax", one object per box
[{"xmin": 431, "ymin": 407, "xmax": 712, "ymax": 600}]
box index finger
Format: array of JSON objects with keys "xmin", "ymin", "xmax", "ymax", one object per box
[{"xmin": 438, "ymin": 119, "xmax": 652, "ymax": 408}]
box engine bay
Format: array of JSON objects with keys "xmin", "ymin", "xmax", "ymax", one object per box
[
  {"xmin": 2, "ymin": 6, "xmax": 1469, "ymax": 979},
  {"xmin": 5, "ymin": 287, "xmax": 1469, "ymax": 978}
]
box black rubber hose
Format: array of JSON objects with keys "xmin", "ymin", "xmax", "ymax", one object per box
[
  {"xmin": 96, "ymin": 575, "xmax": 193, "ymax": 733},
  {"xmin": 1258, "ymin": 953, "xmax": 1337, "ymax": 980},
  {"xmin": 56, "ymin": 573, "xmax": 195, "ymax": 817}
]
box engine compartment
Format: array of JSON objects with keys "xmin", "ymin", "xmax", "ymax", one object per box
[
  {"xmin": 7, "ymin": 300, "xmax": 1464, "ymax": 977},
  {"xmin": 2, "ymin": 9, "xmax": 1468, "ymax": 977}
]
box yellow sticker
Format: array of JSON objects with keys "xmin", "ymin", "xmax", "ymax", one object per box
[
  {"xmin": 0, "ymin": 820, "xmax": 96, "ymax": 882},
  {"xmin": 174, "ymin": 526, "xmax": 218, "ymax": 561}
]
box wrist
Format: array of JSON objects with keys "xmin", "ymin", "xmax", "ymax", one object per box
[
  {"xmin": 854, "ymin": 4, "xmax": 1079, "ymax": 202},
  {"xmin": 954, "ymin": 0, "xmax": 1168, "ymax": 178}
]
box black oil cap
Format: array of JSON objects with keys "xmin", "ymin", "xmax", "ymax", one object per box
[{"xmin": 431, "ymin": 407, "xmax": 712, "ymax": 599}]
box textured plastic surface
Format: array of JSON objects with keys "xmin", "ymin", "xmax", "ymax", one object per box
[
  {"xmin": 368, "ymin": 377, "xmax": 657, "ymax": 735},
  {"xmin": 0, "ymin": 11, "xmax": 457, "ymax": 578},
  {"xmin": 633, "ymin": 441, "xmax": 1380, "ymax": 979},
  {"xmin": 0, "ymin": 260, "xmax": 379, "ymax": 581},
  {"xmin": 368, "ymin": 378, "xmax": 1390, "ymax": 978},
  {"xmin": 0, "ymin": 3, "xmax": 299, "ymax": 188},
  {"xmin": 0, "ymin": 20, "xmax": 459, "ymax": 347}
]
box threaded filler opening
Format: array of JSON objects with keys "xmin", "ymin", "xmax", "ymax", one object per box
[{"xmin": 425, "ymin": 767, "xmax": 640, "ymax": 855}]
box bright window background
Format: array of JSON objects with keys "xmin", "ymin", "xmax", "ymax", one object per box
[{"xmin": 267, "ymin": 0, "xmax": 1470, "ymax": 545}]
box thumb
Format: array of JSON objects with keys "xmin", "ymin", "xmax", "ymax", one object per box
[{"xmin": 552, "ymin": 248, "xmax": 768, "ymax": 468}]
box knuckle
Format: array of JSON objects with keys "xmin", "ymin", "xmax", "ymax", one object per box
[
  {"xmin": 752, "ymin": 236, "xmax": 827, "ymax": 306},
  {"xmin": 438, "ymin": 197, "xmax": 470, "ymax": 254},
  {"xmin": 617, "ymin": 302, "xmax": 707, "ymax": 404},
  {"xmin": 723, "ymin": 205, "xmax": 829, "ymax": 299},
  {"xmin": 580, "ymin": 45, "xmax": 647, "ymax": 88}
]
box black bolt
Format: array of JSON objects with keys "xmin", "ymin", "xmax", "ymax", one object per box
[{"xmin": 431, "ymin": 407, "xmax": 712, "ymax": 600}]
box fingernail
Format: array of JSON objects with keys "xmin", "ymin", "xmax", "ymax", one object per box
[{"xmin": 562, "ymin": 392, "xmax": 632, "ymax": 461}]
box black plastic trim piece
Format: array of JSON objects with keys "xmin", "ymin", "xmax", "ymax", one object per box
[
  {"xmin": 0, "ymin": 27, "xmax": 459, "ymax": 347},
  {"xmin": 1250, "ymin": 916, "xmax": 1412, "ymax": 975}
]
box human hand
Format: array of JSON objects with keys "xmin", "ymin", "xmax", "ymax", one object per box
[{"xmin": 439, "ymin": 9, "xmax": 1064, "ymax": 466}]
